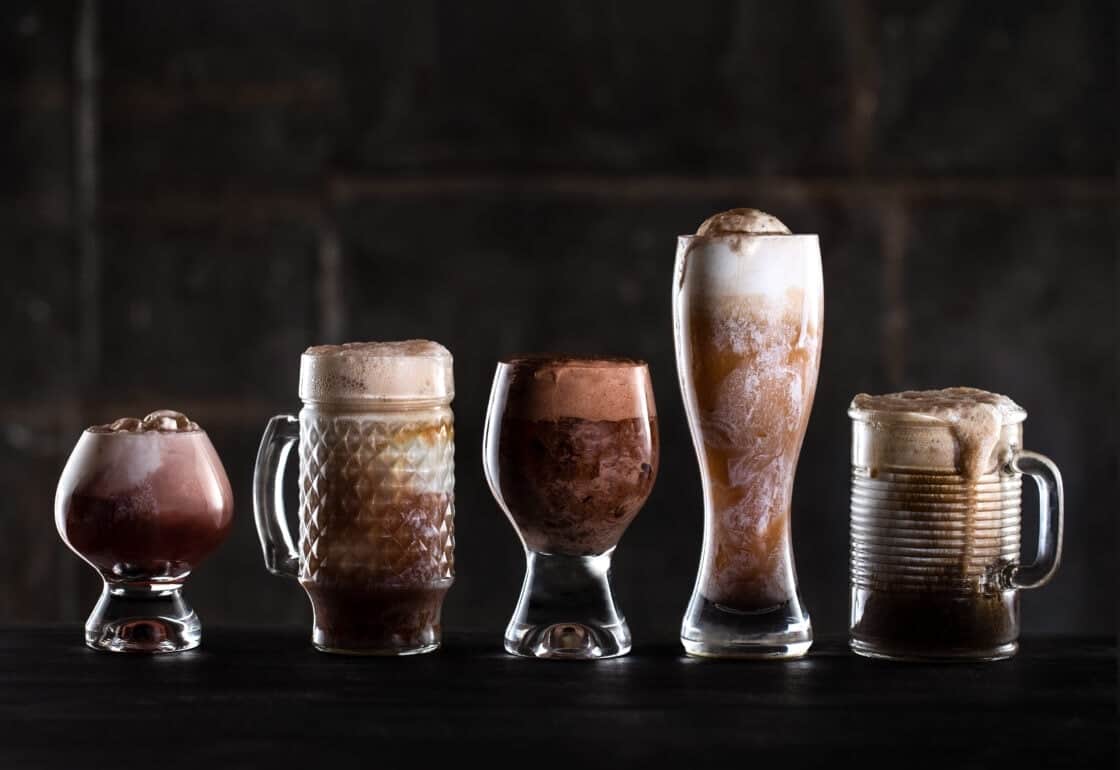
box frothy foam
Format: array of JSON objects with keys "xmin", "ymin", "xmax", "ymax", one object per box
[
  {"xmin": 300, "ymin": 340, "xmax": 454, "ymax": 403},
  {"xmin": 850, "ymin": 387, "xmax": 1025, "ymax": 479},
  {"xmin": 496, "ymin": 355, "xmax": 656, "ymax": 422},
  {"xmin": 72, "ymin": 421, "xmax": 220, "ymax": 493},
  {"xmin": 676, "ymin": 233, "xmax": 822, "ymax": 304}
]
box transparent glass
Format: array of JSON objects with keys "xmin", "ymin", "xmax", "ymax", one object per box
[
  {"xmin": 55, "ymin": 428, "xmax": 234, "ymax": 653},
  {"xmin": 253, "ymin": 401, "xmax": 455, "ymax": 655},
  {"xmin": 673, "ymin": 233, "xmax": 823, "ymax": 658},
  {"xmin": 482, "ymin": 356, "xmax": 658, "ymax": 660},
  {"xmin": 848, "ymin": 412, "xmax": 1064, "ymax": 661}
]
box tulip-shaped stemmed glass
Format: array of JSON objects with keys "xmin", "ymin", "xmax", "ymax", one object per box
[{"xmin": 483, "ymin": 355, "xmax": 658, "ymax": 660}]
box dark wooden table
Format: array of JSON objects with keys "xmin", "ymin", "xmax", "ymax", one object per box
[{"xmin": 0, "ymin": 628, "xmax": 1114, "ymax": 768}]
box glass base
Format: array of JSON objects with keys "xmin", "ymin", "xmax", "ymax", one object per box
[
  {"xmin": 504, "ymin": 551, "xmax": 631, "ymax": 660},
  {"xmin": 505, "ymin": 621, "xmax": 630, "ymax": 660},
  {"xmin": 85, "ymin": 582, "xmax": 200, "ymax": 654},
  {"xmin": 850, "ymin": 638, "xmax": 1018, "ymax": 662},
  {"xmin": 313, "ymin": 641, "xmax": 441, "ymax": 656},
  {"xmin": 680, "ymin": 593, "xmax": 812, "ymax": 659}
]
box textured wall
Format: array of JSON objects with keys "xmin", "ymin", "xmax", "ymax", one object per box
[{"xmin": 2, "ymin": 0, "xmax": 1115, "ymax": 639}]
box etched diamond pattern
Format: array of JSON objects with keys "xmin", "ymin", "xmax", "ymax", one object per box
[{"xmin": 299, "ymin": 411, "xmax": 455, "ymax": 586}]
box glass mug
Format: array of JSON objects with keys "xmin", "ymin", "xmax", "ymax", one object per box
[
  {"xmin": 848, "ymin": 389, "xmax": 1064, "ymax": 661},
  {"xmin": 253, "ymin": 341, "xmax": 455, "ymax": 655}
]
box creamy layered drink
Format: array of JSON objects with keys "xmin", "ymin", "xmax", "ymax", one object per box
[
  {"xmin": 253, "ymin": 341, "xmax": 455, "ymax": 655},
  {"xmin": 483, "ymin": 355, "xmax": 658, "ymax": 659},
  {"xmin": 488, "ymin": 356, "xmax": 658, "ymax": 556},
  {"xmin": 56, "ymin": 410, "xmax": 234, "ymax": 653},
  {"xmin": 848, "ymin": 387, "xmax": 1064, "ymax": 660},
  {"xmin": 674, "ymin": 209, "xmax": 822, "ymax": 658}
]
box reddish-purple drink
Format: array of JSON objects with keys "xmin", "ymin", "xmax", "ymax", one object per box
[{"xmin": 56, "ymin": 410, "xmax": 233, "ymax": 652}]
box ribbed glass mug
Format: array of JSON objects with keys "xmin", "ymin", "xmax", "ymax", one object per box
[
  {"xmin": 848, "ymin": 395, "xmax": 1063, "ymax": 661},
  {"xmin": 253, "ymin": 341, "xmax": 455, "ymax": 655}
]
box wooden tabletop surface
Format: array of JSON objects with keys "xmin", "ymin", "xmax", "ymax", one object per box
[{"xmin": 0, "ymin": 628, "xmax": 1114, "ymax": 768}]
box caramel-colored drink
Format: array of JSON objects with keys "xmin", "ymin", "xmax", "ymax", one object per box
[
  {"xmin": 675, "ymin": 209, "xmax": 822, "ymax": 658},
  {"xmin": 254, "ymin": 340, "xmax": 455, "ymax": 655},
  {"xmin": 297, "ymin": 405, "xmax": 454, "ymax": 653}
]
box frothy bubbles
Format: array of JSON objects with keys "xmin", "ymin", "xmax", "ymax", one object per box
[{"xmin": 299, "ymin": 339, "xmax": 454, "ymax": 404}]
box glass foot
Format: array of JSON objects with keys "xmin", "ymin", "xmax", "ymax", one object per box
[
  {"xmin": 680, "ymin": 593, "xmax": 812, "ymax": 659},
  {"xmin": 849, "ymin": 638, "xmax": 1018, "ymax": 662},
  {"xmin": 85, "ymin": 582, "xmax": 201, "ymax": 654},
  {"xmin": 505, "ymin": 621, "xmax": 630, "ymax": 660},
  {"xmin": 504, "ymin": 551, "xmax": 631, "ymax": 660}
]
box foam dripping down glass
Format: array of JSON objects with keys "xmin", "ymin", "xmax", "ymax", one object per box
[
  {"xmin": 848, "ymin": 387, "xmax": 1064, "ymax": 661},
  {"xmin": 674, "ymin": 209, "xmax": 822, "ymax": 659}
]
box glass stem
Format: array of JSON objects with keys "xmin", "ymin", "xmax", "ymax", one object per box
[
  {"xmin": 85, "ymin": 579, "xmax": 201, "ymax": 654},
  {"xmin": 504, "ymin": 550, "xmax": 631, "ymax": 660}
]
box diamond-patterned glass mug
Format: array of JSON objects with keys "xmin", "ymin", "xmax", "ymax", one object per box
[{"xmin": 253, "ymin": 341, "xmax": 455, "ymax": 655}]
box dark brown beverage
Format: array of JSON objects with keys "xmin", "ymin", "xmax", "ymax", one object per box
[
  {"xmin": 301, "ymin": 583, "xmax": 448, "ymax": 653},
  {"xmin": 496, "ymin": 416, "xmax": 657, "ymax": 556},
  {"xmin": 848, "ymin": 388, "xmax": 1063, "ymax": 661},
  {"xmin": 483, "ymin": 355, "xmax": 658, "ymax": 659},
  {"xmin": 851, "ymin": 589, "xmax": 1019, "ymax": 659}
]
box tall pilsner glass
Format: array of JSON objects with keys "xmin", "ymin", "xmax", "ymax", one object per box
[{"xmin": 674, "ymin": 213, "xmax": 823, "ymax": 658}]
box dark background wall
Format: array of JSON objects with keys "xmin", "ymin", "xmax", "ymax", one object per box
[{"xmin": 3, "ymin": 0, "xmax": 1115, "ymax": 640}]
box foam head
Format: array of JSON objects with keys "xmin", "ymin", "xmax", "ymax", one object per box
[
  {"xmin": 675, "ymin": 208, "xmax": 821, "ymax": 302},
  {"xmin": 849, "ymin": 387, "xmax": 1025, "ymax": 426},
  {"xmin": 496, "ymin": 355, "xmax": 655, "ymax": 422},
  {"xmin": 299, "ymin": 340, "xmax": 454, "ymax": 404},
  {"xmin": 849, "ymin": 387, "xmax": 1026, "ymax": 477}
]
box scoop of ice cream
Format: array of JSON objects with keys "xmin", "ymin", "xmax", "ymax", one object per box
[
  {"xmin": 91, "ymin": 410, "xmax": 200, "ymax": 433},
  {"xmin": 695, "ymin": 208, "xmax": 792, "ymax": 236}
]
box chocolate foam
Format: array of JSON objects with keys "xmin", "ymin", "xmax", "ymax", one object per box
[
  {"xmin": 496, "ymin": 355, "xmax": 656, "ymax": 422},
  {"xmin": 299, "ymin": 340, "xmax": 454, "ymax": 403}
]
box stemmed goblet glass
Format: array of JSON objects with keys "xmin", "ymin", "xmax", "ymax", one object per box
[{"xmin": 483, "ymin": 355, "xmax": 658, "ymax": 660}]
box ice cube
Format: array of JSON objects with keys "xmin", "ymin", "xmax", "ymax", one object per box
[
  {"xmin": 108, "ymin": 417, "xmax": 142, "ymax": 432},
  {"xmin": 141, "ymin": 409, "xmax": 195, "ymax": 432}
]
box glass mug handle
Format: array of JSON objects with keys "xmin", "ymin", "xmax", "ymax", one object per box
[
  {"xmin": 1005, "ymin": 449, "xmax": 1065, "ymax": 590},
  {"xmin": 252, "ymin": 415, "xmax": 301, "ymax": 578}
]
